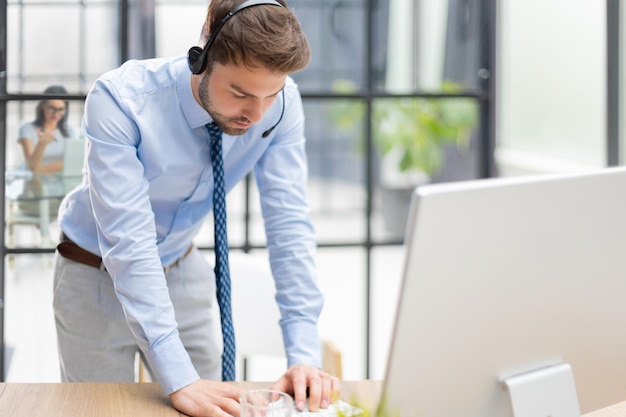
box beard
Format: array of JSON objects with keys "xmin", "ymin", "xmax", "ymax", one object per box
[{"xmin": 198, "ymin": 72, "xmax": 250, "ymax": 136}]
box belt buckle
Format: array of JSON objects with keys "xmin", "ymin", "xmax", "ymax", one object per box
[{"xmin": 163, "ymin": 259, "xmax": 179, "ymax": 275}]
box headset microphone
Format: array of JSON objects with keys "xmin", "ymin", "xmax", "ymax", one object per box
[
  {"xmin": 262, "ymin": 89, "xmax": 285, "ymax": 138},
  {"xmin": 261, "ymin": 125, "xmax": 277, "ymax": 138}
]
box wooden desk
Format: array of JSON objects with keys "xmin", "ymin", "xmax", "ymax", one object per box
[
  {"xmin": 0, "ymin": 380, "xmax": 623, "ymax": 416},
  {"xmin": 0, "ymin": 380, "xmax": 381, "ymax": 417}
]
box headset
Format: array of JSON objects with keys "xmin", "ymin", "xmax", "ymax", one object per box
[
  {"xmin": 187, "ymin": 0, "xmax": 283, "ymax": 75},
  {"xmin": 187, "ymin": 0, "xmax": 285, "ymax": 137},
  {"xmin": 261, "ymin": 88, "xmax": 285, "ymax": 138}
]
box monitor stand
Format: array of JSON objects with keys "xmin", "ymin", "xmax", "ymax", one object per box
[{"xmin": 501, "ymin": 363, "xmax": 581, "ymax": 417}]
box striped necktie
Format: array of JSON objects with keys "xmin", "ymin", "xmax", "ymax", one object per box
[{"xmin": 206, "ymin": 122, "xmax": 236, "ymax": 381}]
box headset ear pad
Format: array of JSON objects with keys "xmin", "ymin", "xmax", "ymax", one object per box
[{"xmin": 187, "ymin": 46, "xmax": 206, "ymax": 74}]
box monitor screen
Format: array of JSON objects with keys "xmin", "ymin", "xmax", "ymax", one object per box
[{"xmin": 381, "ymin": 167, "xmax": 626, "ymax": 417}]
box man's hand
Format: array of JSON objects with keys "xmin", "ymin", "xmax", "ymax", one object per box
[
  {"xmin": 271, "ymin": 364, "xmax": 341, "ymax": 412},
  {"xmin": 169, "ymin": 379, "xmax": 243, "ymax": 417}
]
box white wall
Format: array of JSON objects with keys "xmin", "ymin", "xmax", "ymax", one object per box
[{"xmin": 497, "ymin": 0, "xmax": 607, "ymax": 175}]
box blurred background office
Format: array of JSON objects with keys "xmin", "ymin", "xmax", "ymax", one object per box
[{"xmin": 0, "ymin": 0, "xmax": 624, "ymax": 383}]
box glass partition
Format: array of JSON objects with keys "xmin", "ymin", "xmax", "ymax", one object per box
[
  {"xmin": 1, "ymin": 0, "xmax": 495, "ymax": 381},
  {"xmin": 5, "ymin": 98, "xmax": 85, "ymax": 250},
  {"xmin": 4, "ymin": 253, "xmax": 59, "ymax": 382}
]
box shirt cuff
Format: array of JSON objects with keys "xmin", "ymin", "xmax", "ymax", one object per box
[
  {"xmin": 145, "ymin": 337, "xmax": 200, "ymax": 395},
  {"xmin": 281, "ymin": 319, "xmax": 322, "ymax": 369}
]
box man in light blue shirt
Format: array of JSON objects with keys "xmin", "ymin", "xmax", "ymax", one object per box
[{"xmin": 53, "ymin": 1, "xmax": 339, "ymax": 416}]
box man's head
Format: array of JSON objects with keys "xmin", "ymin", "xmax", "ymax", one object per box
[
  {"xmin": 193, "ymin": 0, "xmax": 311, "ymax": 75},
  {"xmin": 191, "ymin": 0, "xmax": 311, "ymax": 135}
]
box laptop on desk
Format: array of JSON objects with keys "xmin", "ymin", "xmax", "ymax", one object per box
[
  {"xmin": 58, "ymin": 138, "xmax": 86, "ymax": 193},
  {"xmin": 62, "ymin": 138, "xmax": 85, "ymax": 177},
  {"xmin": 378, "ymin": 168, "xmax": 626, "ymax": 417}
]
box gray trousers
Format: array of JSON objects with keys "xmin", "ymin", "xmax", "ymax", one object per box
[{"xmin": 53, "ymin": 247, "xmax": 222, "ymax": 382}]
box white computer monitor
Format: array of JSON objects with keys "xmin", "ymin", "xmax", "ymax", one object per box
[{"xmin": 381, "ymin": 167, "xmax": 626, "ymax": 417}]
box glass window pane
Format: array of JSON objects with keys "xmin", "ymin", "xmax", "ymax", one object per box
[
  {"xmin": 4, "ymin": 253, "xmax": 59, "ymax": 381},
  {"xmin": 371, "ymin": 96, "xmax": 480, "ymax": 239},
  {"xmin": 5, "ymin": 98, "xmax": 85, "ymax": 250},
  {"xmin": 305, "ymin": 99, "xmax": 367, "ymax": 244},
  {"xmin": 6, "ymin": 4, "xmax": 20, "ymax": 85},
  {"xmin": 158, "ymin": 0, "xmax": 480, "ymax": 96},
  {"xmin": 155, "ymin": 3, "xmax": 207, "ymax": 58},
  {"xmin": 291, "ymin": 0, "xmax": 388, "ymax": 92},
  {"xmin": 85, "ymin": 4, "xmax": 120, "ymax": 86},
  {"xmin": 7, "ymin": 2, "xmax": 119, "ymax": 93},
  {"xmin": 19, "ymin": 7, "xmax": 81, "ymax": 79},
  {"xmin": 6, "ymin": 101, "xmax": 35, "ymax": 172},
  {"xmin": 420, "ymin": 0, "xmax": 481, "ymax": 92},
  {"xmin": 20, "ymin": 0, "xmax": 78, "ymax": 3}
]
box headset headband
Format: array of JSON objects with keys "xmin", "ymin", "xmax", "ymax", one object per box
[{"xmin": 187, "ymin": 0, "xmax": 283, "ymax": 74}]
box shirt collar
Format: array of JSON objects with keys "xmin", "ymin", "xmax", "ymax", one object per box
[{"xmin": 176, "ymin": 59, "xmax": 213, "ymax": 129}]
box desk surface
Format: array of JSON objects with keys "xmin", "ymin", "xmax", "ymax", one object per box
[
  {"xmin": 5, "ymin": 174, "xmax": 82, "ymax": 201},
  {"xmin": 0, "ymin": 381, "xmax": 381, "ymax": 417},
  {"xmin": 0, "ymin": 381, "xmax": 623, "ymax": 417}
]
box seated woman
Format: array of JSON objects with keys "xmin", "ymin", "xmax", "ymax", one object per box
[
  {"xmin": 18, "ymin": 85, "xmax": 80, "ymax": 173},
  {"xmin": 15, "ymin": 85, "xmax": 80, "ymax": 217}
]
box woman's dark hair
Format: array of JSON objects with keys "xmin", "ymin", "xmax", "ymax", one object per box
[{"xmin": 34, "ymin": 85, "xmax": 70, "ymax": 138}]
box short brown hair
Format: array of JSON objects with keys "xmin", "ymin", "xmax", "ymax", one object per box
[{"xmin": 202, "ymin": 0, "xmax": 311, "ymax": 74}]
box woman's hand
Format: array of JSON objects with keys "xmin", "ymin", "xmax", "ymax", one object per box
[{"xmin": 36, "ymin": 127, "xmax": 55, "ymax": 145}]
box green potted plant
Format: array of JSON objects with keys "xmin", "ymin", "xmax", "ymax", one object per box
[{"xmin": 328, "ymin": 80, "xmax": 479, "ymax": 235}]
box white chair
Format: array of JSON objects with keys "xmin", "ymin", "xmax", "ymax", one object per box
[
  {"xmin": 5, "ymin": 177, "xmax": 60, "ymax": 248},
  {"xmin": 6, "ymin": 140, "xmax": 84, "ymax": 248},
  {"xmin": 230, "ymin": 251, "xmax": 343, "ymax": 380},
  {"xmin": 229, "ymin": 251, "xmax": 287, "ymax": 381}
]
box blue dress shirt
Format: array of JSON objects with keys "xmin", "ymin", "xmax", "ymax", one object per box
[{"xmin": 58, "ymin": 56, "xmax": 323, "ymax": 394}]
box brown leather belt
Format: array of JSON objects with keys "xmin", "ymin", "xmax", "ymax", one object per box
[{"xmin": 57, "ymin": 232, "xmax": 193, "ymax": 273}]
